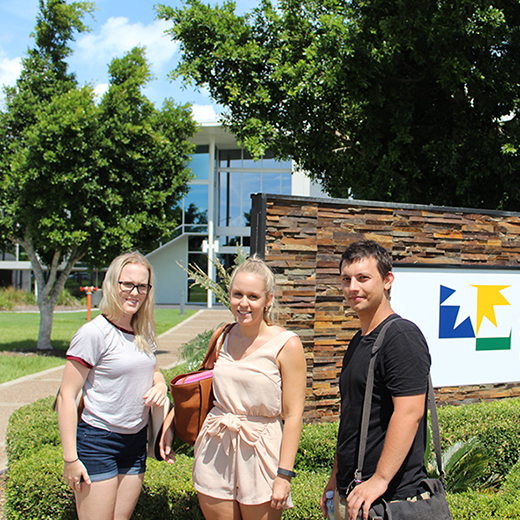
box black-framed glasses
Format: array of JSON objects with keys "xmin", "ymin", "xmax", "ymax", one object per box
[{"xmin": 117, "ymin": 281, "xmax": 152, "ymax": 295}]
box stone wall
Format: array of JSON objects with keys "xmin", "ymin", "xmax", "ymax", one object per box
[{"xmin": 251, "ymin": 194, "xmax": 520, "ymax": 422}]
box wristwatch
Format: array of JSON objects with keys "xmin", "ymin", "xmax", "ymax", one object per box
[{"xmin": 277, "ymin": 467, "xmax": 297, "ymax": 478}]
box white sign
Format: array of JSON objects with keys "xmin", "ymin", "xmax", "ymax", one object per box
[{"xmin": 391, "ymin": 266, "xmax": 520, "ymax": 387}]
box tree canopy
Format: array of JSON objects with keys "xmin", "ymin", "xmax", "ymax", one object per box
[
  {"xmin": 158, "ymin": 0, "xmax": 520, "ymax": 210},
  {"xmin": 0, "ymin": 0, "xmax": 197, "ymax": 349}
]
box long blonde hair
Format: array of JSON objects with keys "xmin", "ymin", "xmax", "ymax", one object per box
[
  {"xmin": 99, "ymin": 251, "xmax": 157, "ymax": 355},
  {"xmin": 229, "ymin": 255, "xmax": 279, "ymax": 325}
]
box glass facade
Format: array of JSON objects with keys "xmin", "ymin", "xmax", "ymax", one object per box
[
  {"xmin": 217, "ymin": 149, "xmax": 292, "ymax": 228},
  {"xmin": 187, "ymin": 235, "xmax": 207, "ymax": 303},
  {"xmin": 178, "ymin": 145, "xmax": 293, "ymax": 303},
  {"xmin": 183, "ymin": 184, "xmax": 208, "ymax": 232},
  {"xmin": 189, "ymin": 145, "xmax": 210, "ymax": 180}
]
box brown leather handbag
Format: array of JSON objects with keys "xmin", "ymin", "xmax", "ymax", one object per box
[{"xmin": 169, "ymin": 322, "xmax": 235, "ymax": 445}]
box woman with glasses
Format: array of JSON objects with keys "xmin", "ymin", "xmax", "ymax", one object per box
[{"xmin": 57, "ymin": 251, "xmax": 168, "ymax": 520}]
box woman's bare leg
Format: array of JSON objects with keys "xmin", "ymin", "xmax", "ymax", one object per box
[
  {"xmin": 240, "ymin": 502, "xmax": 283, "ymax": 520},
  {"xmin": 114, "ymin": 473, "xmax": 144, "ymax": 520},
  {"xmin": 75, "ymin": 478, "xmax": 118, "ymax": 520},
  {"xmin": 75, "ymin": 473, "xmax": 144, "ymax": 520},
  {"xmin": 198, "ymin": 492, "xmax": 242, "ymax": 520}
]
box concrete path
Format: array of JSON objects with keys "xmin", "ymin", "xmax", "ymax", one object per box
[{"xmin": 0, "ymin": 308, "xmax": 233, "ymax": 474}]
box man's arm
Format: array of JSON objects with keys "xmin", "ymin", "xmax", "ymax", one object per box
[{"xmin": 346, "ymin": 393, "xmax": 426, "ymax": 520}]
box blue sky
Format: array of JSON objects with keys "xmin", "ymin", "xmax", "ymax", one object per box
[{"xmin": 0, "ymin": 0, "xmax": 258, "ymax": 122}]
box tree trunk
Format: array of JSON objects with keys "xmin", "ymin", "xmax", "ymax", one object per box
[
  {"xmin": 37, "ymin": 300, "xmax": 55, "ymax": 350},
  {"xmin": 15, "ymin": 237, "xmax": 85, "ymax": 351}
]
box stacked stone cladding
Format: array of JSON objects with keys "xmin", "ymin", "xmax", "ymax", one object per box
[{"xmin": 260, "ymin": 195, "xmax": 520, "ymax": 422}]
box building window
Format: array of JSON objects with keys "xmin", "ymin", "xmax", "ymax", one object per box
[
  {"xmin": 187, "ymin": 235, "xmax": 208, "ymax": 303},
  {"xmin": 218, "ymin": 235, "xmax": 251, "ymax": 248},
  {"xmin": 217, "ymin": 149, "xmax": 292, "ymax": 228},
  {"xmin": 184, "ymin": 184, "xmax": 208, "ymax": 233},
  {"xmin": 189, "ymin": 145, "xmax": 210, "ymax": 180}
]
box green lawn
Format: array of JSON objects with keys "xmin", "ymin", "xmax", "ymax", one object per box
[{"xmin": 0, "ymin": 308, "xmax": 196, "ymax": 384}]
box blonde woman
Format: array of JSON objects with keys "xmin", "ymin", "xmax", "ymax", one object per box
[
  {"xmin": 161, "ymin": 256, "xmax": 307, "ymax": 520},
  {"xmin": 57, "ymin": 252, "xmax": 168, "ymax": 520}
]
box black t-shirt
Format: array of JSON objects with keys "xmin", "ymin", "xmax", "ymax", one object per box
[{"xmin": 336, "ymin": 315, "xmax": 431, "ymax": 500}]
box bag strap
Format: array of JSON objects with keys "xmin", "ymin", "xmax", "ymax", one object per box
[
  {"xmin": 355, "ymin": 315, "xmax": 445, "ymax": 485},
  {"xmin": 428, "ymin": 373, "xmax": 447, "ymax": 486},
  {"xmin": 355, "ymin": 314, "xmax": 400, "ymax": 481},
  {"xmin": 200, "ymin": 322, "xmax": 236, "ymax": 370}
]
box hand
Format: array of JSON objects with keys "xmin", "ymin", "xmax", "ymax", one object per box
[
  {"xmin": 63, "ymin": 459, "xmax": 91, "ymax": 492},
  {"xmin": 346, "ymin": 475, "xmax": 387, "ymax": 520},
  {"xmin": 143, "ymin": 382, "xmax": 168, "ymax": 407},
  {"xmin": 159, "ymin": 423, "xmax": 176, "ymax": 464},
  {"xmin": 320, "ymin": 470, "xmax": 337, "ymax": 518},
  {"xmin": 321, "ymin": 481, "xmax": 336, "ymax": 518},
  {"xmin": 270, "ymin": 475, "xmax": 291, "ymax": 510}
]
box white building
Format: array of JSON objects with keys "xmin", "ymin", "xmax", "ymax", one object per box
[
  {"xmin": 0, "ymin": 247, "xmax": 32, "ymax": 290},
  {"xmin": 147, "ymin": 122, "xmax": 326, "ymax": 306}
]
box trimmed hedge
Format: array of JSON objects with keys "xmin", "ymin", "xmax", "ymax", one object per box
[
  {"xmin": 6, "ymin": 396, "xmax": 60, "ymax": 465},
  {"xmin": 5, "ymin": 444, "xmax": 76, "ymax": 520},
  {"xmin": 437, "ymin": 397, "xmax": 520, "ymax": 479},
  {"xmin": 5, "ymin": 396, "xmax": 520, "ymax": 519},
  {"xmin": 446, "ymin": 462, "xmax": 520, "ymax": 519},
  {"xmin": 295, "ymin": 421, "xmax": 338, "ymax": 473}
]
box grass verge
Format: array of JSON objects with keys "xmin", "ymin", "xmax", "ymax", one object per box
[
  {"xmin": 0, "ymin": 308, "xmax": 196, "ymax": 384},
  {"xmin": 0, "ymin": 353, "xmax": 65, "ymax": 385}
]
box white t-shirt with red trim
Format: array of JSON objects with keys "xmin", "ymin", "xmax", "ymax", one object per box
[{"xmin": 66, "ymin": 314, "xmax": 156, "ymax": 434}]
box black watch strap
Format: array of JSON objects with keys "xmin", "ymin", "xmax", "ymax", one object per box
[{"xmin": 277, "ymin": 467, "xmax": 297, "ymax": 478}]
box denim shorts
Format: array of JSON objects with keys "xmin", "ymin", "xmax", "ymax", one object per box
[{"xmin": 77, "ymin": 421, "xmax": 147, "ymax": 482}]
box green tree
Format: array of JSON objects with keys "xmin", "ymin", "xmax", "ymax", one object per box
[
  {"xmin": 157, "ymin": 0, "xmax": 520, "ymax": 210},
  {"xmin": 0, "ymin": 0, "xmax": 197, "ymax": 350}
]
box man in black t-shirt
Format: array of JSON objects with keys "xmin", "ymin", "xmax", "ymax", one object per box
[{"xmin": 320, "ymin": 241, "xmax": 431, "ymax": 520}]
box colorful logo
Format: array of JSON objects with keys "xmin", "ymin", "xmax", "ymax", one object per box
[{"xmin": 439, "ymin": 284, "xmax": 511, "ymax": 351}]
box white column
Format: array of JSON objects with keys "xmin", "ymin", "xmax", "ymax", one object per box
[{"xmin": 207, "ymin": 135, "xmax": 216, "ymax": 308}]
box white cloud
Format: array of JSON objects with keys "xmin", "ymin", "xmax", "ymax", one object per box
[
  {"xmin": 93, "ymin": 83, "xmax": 109, "ymax": 101},
  {"xmin": 75, "ymin": 17, "xmax": 179, "ymax": 70},
  {"xmin": 0, "ymin": 55, "xmax": 22, "ymax": 88},
  {"xmin": 191, "ymin": 104, "xmax": 220, "ymax": 123}
]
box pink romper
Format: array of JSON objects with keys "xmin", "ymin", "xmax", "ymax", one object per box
[{"xmin": 192, "ymin": 330, "xmax": 297, "ymax": 506}]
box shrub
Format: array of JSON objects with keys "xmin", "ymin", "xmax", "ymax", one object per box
[
  {"xmin": 133, "ymin": 456, "xmax": 204, "ymax": 520},
  {"xmin": 0, "ymin": 287, "xmax": 84, "ymax": 310},
  {"xmin": 161, "ymin": 364, "xmax": 189, "ymax": 386},
  {"xmin": 0, "ymin": 287, "xmax": 36, "ymax": 310},
  {"xmin": 438, "ymin": 398, "xmax": 520, "ymax": 479},
  {"xmin": 57, "ymin": 288, "xmax": 85, "ymax": 307},
  {"xmin": 6, "ymin": 396, "xmax": 60, "ymax": 465},
  {"xmin": 7, "ymin": 396, "xmax": 520, "ymax": 520},
  {"xmin": 286, "ymin": 470, "xmax": 329, "ymax": 519},
  {"xmin": 295, "ymin": 421, "xmax": 338, "ymax": 473},
  {"xmin": 446, "ymin": 462, "xmax": 520, "ymax": 520},
  {"xmin": 5, "ymin": 444, "xmax": 77, "ymax": 520},
  {"xmin": 178, "ymin": 328, "xmax": 219, "ymax": 372}
]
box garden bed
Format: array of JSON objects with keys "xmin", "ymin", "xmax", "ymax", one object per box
[{"xmin": 4, "ymin": 395, "xmax": 520, "ymax": 519}]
